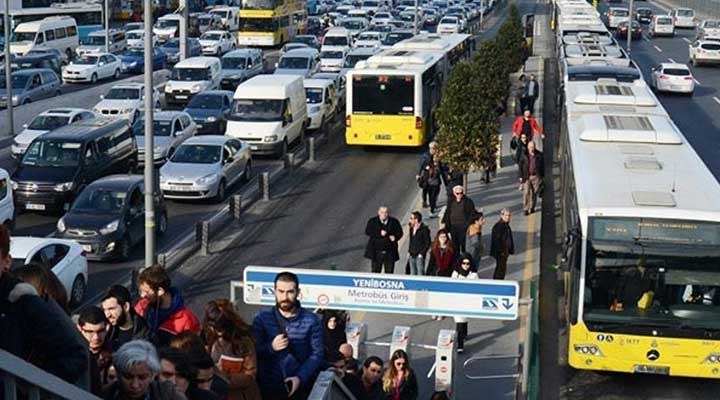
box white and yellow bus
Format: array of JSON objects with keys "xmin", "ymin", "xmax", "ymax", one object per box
[{"xmin": 237, "ymin": 0, "xmax": 307, "ymax": 47}]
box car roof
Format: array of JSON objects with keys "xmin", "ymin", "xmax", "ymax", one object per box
[
  {"xmin": 42, "ymin": 117, "xmax": 128, "ymax": 141},
  {"xmin": 88, "ymin": 174, "xmax": 144, "ymax": 191},
  {"xmin": 659, "ymin": 62, "xmax": 689, "ymax": 69},
  {"xmin": 11, "ymin": 68, "xmax": 52, "ymax": 76},
  {"xmin": 182, "ymin": 135, "xmax": 230, "ymax": 145},
  {"xmin": 42, "ymin": 108, "xmax": 88, "ymax": 116},
  {"xmin": 203, "ymin": 30, "xmax": 229, "ymax": 35},
  {"xmin": 151, "ymin": 111, "xmax": 186, "ymax": 120},
  {"xmin": 9, "ymin": 237, "xmax": 78, "ymax": 258},
  {"xmin": 195, "ymin": 89, "xmax": 234, "ymax": 97},
  {"xmin": 224, "ymin": 48, "xmax": 262, "ymax": 57},
  {"xmin": 283, "ymin": 48, "xmax": 320, "ymax": 57},
  {"xmin": 110, "ymin": 82, "xmax": 144, "ymax": 89}
]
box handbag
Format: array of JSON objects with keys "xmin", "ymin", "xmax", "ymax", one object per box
[{"xmin": 510, "ymin": 136, "xmax": 518, "ymax": 150}]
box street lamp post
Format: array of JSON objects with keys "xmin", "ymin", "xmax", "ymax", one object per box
[
  {"xmin": 143, "ymin": 0, "xmax": 156, "ymax": 267},
  {"xmin": 3, "ymin": 0, "xmax": 14, "ymax": 136},
  {"xmin": 626, "ymin": 0, "xmax": 634, "ymax": 55},
  {"xmin": 413, "ymin": 0, "xmax": 418, "ymax": 34},
  {"xmin": 179, "ymin": 0, "xmax": 187, "ymax": 60},
  {"xmin": 104, "ymin": 0, "xmax": 110, "ymax": 53}
]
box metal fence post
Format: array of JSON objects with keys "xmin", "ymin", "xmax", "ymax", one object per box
[
  {"xmin": 197, "ymin": 221, "xmax": 210, "ymax": 256},
  {"xmin": 308, "ymin": 137, "xmax": 316, "ymax": 162},
  {"xmin": 284, "ymin": 153, "xmax": 295, "ymax": 171},
  {"xmin": 230, "ymin": 194, "xmax": 242, "ymax": 222},
  {"xmin": 260, "ymin": 172, "xmax": 270, "ymax": 201}
]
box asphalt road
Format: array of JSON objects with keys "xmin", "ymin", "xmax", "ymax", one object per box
[{"xmin": 559, "ymin": 0, "xmax": 720, "ymax": 398}]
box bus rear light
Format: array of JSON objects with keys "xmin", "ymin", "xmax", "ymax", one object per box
[
  {"xmin": 346, "ymin": 115, "xmax": 351, "ymax": 127},
  {"xmin": 415, "ymin": 116, "xmax": 423, "ymax": 129}
]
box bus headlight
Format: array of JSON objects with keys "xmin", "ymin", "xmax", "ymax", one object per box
[{"xmin": 573, "ymin": 344, "xmax": 604, "ymax": 357}]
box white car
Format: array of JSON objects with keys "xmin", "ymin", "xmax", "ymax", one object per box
[
  {"xmin": 697, "ymin": 20, "xmax": 720, "ymax": 40},
  {"xmin": 199, "ymin": 30, "xmax": 236, "ymax": 56},
  {"xmin": 159, "ymin": 135, "xmax": 252, "ymax": 202},
  {"xmin": 62, "ymin": 53, "xmax": 122, "ymax": 84},
  {"xmin": 371, "ymin": 11, "xmax": 394, "ymax": 25},
  {"xmin": 651, "ymin": 63, "xmax": 695, "ymax": 96},
  {"xmin": 606, "ymin": 7, "xmax": 630, "ymax": 29},
  {"xmin": 354, "ymin": 31, "xmax": 384, "ymax": 48},
  {"xmin": 649, "ymin": 15, "xmax": 675, "ymax": 37},
  {"xmin": 93, "ymin": 83, "xmax": 160, "ymax": 124},
  {"xmin": 437, "ymin": 16, "xmax": 461, "ymax": 34},
  {"xmin": 133, "ymin": 111, "xmax": 197, "ymax": 165},
  {"xmin": 689, "ymin": 39, "xmax": 720, "ymax": 66},
  {"xmin": 125, "ymin": 29, "xmax": 158, "ymax": 48},
  {"xmin": 320, "ymin": 49, "xmax": 347, "ymax": 72},
  {"xmin": 670, "ymin": 7, "xmax": 696, "ymax": 28},
  {"xmin": 304, "ymin": 78, "xmax": 338, "ymax": 130},
  {"xmin": 12, "ymin": 108, "xmax": 96, "ymax": 159},
  {"xmin": 10, "ymin": 236, "xmax": 89, "ymax": 307}
]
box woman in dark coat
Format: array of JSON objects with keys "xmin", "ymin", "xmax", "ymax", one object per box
[{"xmin": 382, "ymin": 350, "xmax": 418, "ymax": 400}]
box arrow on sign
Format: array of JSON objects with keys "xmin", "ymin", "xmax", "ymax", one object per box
[{"xmin": 502, "ymin": 298, "xmax": 513, "ymax": 310}]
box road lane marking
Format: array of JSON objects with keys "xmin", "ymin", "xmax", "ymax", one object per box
[
  {"xmin": 654, "ymin": 45, "xmax": 663, "ymax": 53},
  {"xmin": 683, "ymin": 37, "xmax": 691, "ymax": 43},
  {"xmin": 714, "ymin": 97, "xmax": 720, "ymax": 106},
  {"xmin": 517, "ymin": 211, "xmax": 537, "ymax": 351}
]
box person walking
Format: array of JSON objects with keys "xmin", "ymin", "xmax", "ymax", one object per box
[
  {"xmin": 490, "ymin": 209, "xmax": 515, "ymax": 280},
  {"xmin": 407, "ymin": 211, "xmax": 431, "ymax": 275},
  {"xmin": 515, "ymin": 74, "xmax": 527, "ymax": 115},
  {"xmin": 512, "ymin": 110, "xmax": 544, "ymax": 142},
  {"xmin": 417, "ymin": 141, "xmax": 440, "ymax": 208},
  {"xmin": 465, "ymin": 212, "xmax": 486, "ymax": 271},
  {"xmin": 359, "ymin": 356, "xmax": 385, "ymax": 400},
  {"xmin": 251, "ymin": 271, "xmax": 324, "ymax": 400},
  {"xmin": 512, "ymin": 133, "xmax": 530, "ymax": 191},
  {"xmin": 523, "ymin": 74, "xmax": 540, "ymax": 115},
  {"xmin": 444, "ymin": 168, "xmax": 463, "ymax": 202},
  {"xmin": 421, "ymin": 158, "xmax": 444, "ymax": 215},
  {"xmin": 364, "ymin": 206, "xmax": 404, "ymax": 274},
  {"xmin": 519, "ymin": 141, "xmax": 545, "ymax": 215},
  {"xmin": 442, "ymin": 185, "xmax": 476, "ymax": 252},
  {"xmin": 451, "ymin": 254, "xmax": 479, "ymax": 353},
  {"xmin": 382, "ymin": 349, "xmax": 418, "ymax": 400},
  {"xmin": 426, "ymin": 229, "xmax": 456, "ymax": 279},
  {"xmin": 101, "ymin": 284, "xmax": 150, "ymax": 351}
]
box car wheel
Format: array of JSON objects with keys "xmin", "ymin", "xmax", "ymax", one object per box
[
  {"xmin": 214, "ymin": 179, "xmax": 226, "ymax": 203},
  {"xmin": 157, "ymin": 211, "xmax": 168, "ymax": 235},
  {"xmin": 69, "ymin": 275, "xmax": 86, "ymax": 307},
  {"xmin": 117, "ymin": 236, "xmax": 131, "ymax": 261},
  {"xmin": 90, "ymin": 73, "xmax": 98, "ymax": 83},
  {"xmin": 243, "ymin": 160, "xmax": 253, "ymax": 182},
  {"xmin": 114, "ymin": 69, "xmax": 120, "ymax": 79}
]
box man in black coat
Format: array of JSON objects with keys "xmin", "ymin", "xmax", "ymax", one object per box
[
  {"xmin": 364, "ymin": 206, "xmax": 403, "ymax": 274},
  {"xmin": 518, "ymin": 140, "xmax": 545, "ymax": 215},
  {"xmin": 442, "ymin": 185, "xmax": 476, "ymax": 252},
  {"xmin": 101, "ymin": 284, "xmax": 150, "ymax": 352},
  {"xmin": 490, "ymin": 209, "xmax": 515, "ymax": 280}
]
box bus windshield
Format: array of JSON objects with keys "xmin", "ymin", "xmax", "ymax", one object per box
[
  {"xmin": 243, "ymin": 0, "xmax": 282, "ymax": 9},
  {"xmin": 583, "ymin": 217, "xmax": 720, "ymax": 333},
  {"xmin": 352, "ymin": 75, "xmax": 414, "ymax": 115}
]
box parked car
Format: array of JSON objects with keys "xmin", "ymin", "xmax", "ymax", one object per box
[
  {"xmin": 56, "ymin": 175, "xmax": 167, "ymax": 261},
  {"xmin": 12, "ymin": 108, "xmax": 96, "ymax": 159},
  {"xmin": 689, "ymin": 39, "xmax": 720, "ymax": 66},
  {"xmin": 183, "ymin": 90, "xmax": 234, "ymax": 134},
  {"xmin": 133, "ymin": 111, "xmax": 197, "ymax": 165},
  {"xmin": 0, "ymin": 69, "xmax": 61, "ymax": 107},
  {"xmin": 159, "ymin": 37, "xmax": 202, "ymax": 65},
  {"xmin": 10, "ymin": 237, "xmax": 88, "ymax": 306},
  {"xmin": 220, "ymin": 48, "xmax": 264, "ymax": 90},
  {"xmin": 119, "ymin": 47, "xmax": 167, "ymax": 74},
  {"xmin": 274, "ymin": 48, "xmax": 321, "ymax": 78},
  {"xmin": 669, "ymin": 7, "xmax": 696, "ymax": 28},
  {"xmin": 94, "ymin": 83, "xmax": 160, "ymax": 124},
  {"xmin": 159, "ymin": 135, "xmax": 252, "ymax": 202},
  {"xmin": 651, "ymin": 62, "xmax": 695, "ymax": 96},
  {"xmin": 649, "ymin": 15, "xmax": 675, "ymax": 36},
  {"xmin": 635, "ymin": 8, "xmax": 653, "ymax": 24},
  {"xmin": 62, "ymin": 53, "xmax": 122, "ymax": 84},
  {"xmin": 616, "ymin": 20, "xmax": 642, "ymax": 40},
  {"xmin": 199, "ymin": 30, "xmax": 236, "ymax": 56}
]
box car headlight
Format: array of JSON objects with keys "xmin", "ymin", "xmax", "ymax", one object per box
[
  {"xmin": 191, "ymin": 84, "xmax": 202, "ymax": 92},
  {"xmin": 11, "ymin": 95, "xmax": 18, "ymax": 103},
  {"xmin": 128, "ymin": 61, "xmax": 138, "ymax": 67},
  {"xmin": 165, "ymin": 82, "xmax": 173, "ymax": 91},
  {"xmin": 57, "ymin": 217, "xmax": 66, "ymax": 233},
  {"xmin": 198, "ymin": 173, "xmax": 218, "ymax": 184},
  {"xmin": 99, "ymin": 219, "xmax": 119, "ymax": 235},
  {"xmin": 264, "ymin": 135, "xmax": 278, "ymax": 143},
  {"xmin": 54, "ymin": 181, "xmax": 74, "ymax": 192},
  {"xmin": 153, "ymin": 145, "xmax": 167, "ymax": 159},
  {"xmin": 206, "ymin": 116, "xmax": 217, "ymax": 122}
]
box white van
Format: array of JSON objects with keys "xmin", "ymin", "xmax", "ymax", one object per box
[
  {"xmin": 226, "ymin": 74, "xmax": 308, "ymax": 158},
  {"xmin": 322, "ymin": 27, "xmax": 353, "ymax": 52},
  {"xmin": 209, "ymin": 6, "xmax": 240, "ymax": 31},
  {"xmin": 304, "ymin": 78, "xmax": 337, "ymax": 131},
  {"xmin": 165, "ymin": 56, "xmax": 222, "ymax": 105},
  {"xmin": 9, "ymin": 16, "xmax": 79, "ymax": 58},
  {"xmin": 76, "ymin": 29, "xmax": 127, "ymax": 56},
  {"xmin": 650, "ymin": 15, "xmax": 675, "ymax": 37},
  {"xmin": 154, "ymin": 14, "xmax": 183, "ymax": 42},
  {"xmin": 0, "ymin": 169, "xmax": 14, "ymax": 230},
  {"xmin": 670, "ymin": 7, "xmax": 696, "ymax": 28}
]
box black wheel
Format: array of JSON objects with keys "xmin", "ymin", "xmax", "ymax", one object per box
[
  {"xmin": 117, "ymin": 236, "xmax": 131, "ymax": 261},
  {"xmin": 243, "ymin": 160, "xmax": 253, "ymax": 182},
  {"xmin": 90, "ymin": 73, "xmax": 98, "ymax": 83},
  {"xmin": 157, "ymin": 211, "xmax": 168, "ymax": 235},
  {"xmin": 214, "ymin": 179, "xmax": 226, "ymax": 203},
  {"xmin": 69, "ymin": 275, "xmax": 86, "ymax": 307}
]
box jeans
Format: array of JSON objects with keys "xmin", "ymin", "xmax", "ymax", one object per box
[
  {"xmin": 408, "ymin": 254, "xmax": 425, "ymax": 275},
  {"xmin": 449, "ymin": 225, "xmax": 468, "ymax": 253},
  {"xmin": 427, "ymin": 184, "xmax": 441, "ymax": 213}
]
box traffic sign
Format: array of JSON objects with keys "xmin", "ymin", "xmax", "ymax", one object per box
[{"xmin": 242, "ymin": 266, "xmax": 519, "ymax": 320}]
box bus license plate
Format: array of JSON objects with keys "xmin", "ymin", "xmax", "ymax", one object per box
[
  {"xmin": 375, "ymin": 134, "xmax": 392, "ymax": 140},
  {"xmin": 26, "ymin": 203, "xmax": 45, "ymax": 210},
  {"xmin": 633, "ymin": 365, "xmax": 669, "ymax": 375}
]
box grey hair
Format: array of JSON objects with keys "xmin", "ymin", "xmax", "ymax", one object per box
[
  {"xmin": 501, "ymin": 208, "xmax": 511, "ymax": 215},
  {"xmin": 113, "ymin": 340, "xmax": 161, "ymax": 376}
]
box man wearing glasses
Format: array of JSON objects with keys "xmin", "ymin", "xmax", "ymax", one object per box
[
  {"xmin": 442, "ymin": 185, "xmax": 476, "ymax": 252},
  {"xmin": 490, "ymin": 209, "xmax": 515, "ymax": 280}
]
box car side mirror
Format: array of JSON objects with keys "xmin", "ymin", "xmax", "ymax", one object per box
[
  {"xmin": 275, "ymin": 62, "xmax": 279, "ymax": 68},
  {"xmin": 100, "ymin": 94, "xmax": 104, "ymax": 99}
]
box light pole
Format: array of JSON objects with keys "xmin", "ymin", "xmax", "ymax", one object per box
[
  {"xmin": 104, "ymin": 0, "xmax": 110, "ymax": 53},
  {"xmin": 3, "ymin": 0, "xmax": 14, "ymax": 136},
  {"xmin": 143, "ymin": 0, "xmax": 156, "ymax": 267},
  {"xmin": 479, "ymin": 0, "xmax": 484, "ymax": 32},
  {"xmin": 413, "ymin": 0, "xmax": 418, "ymax": 34},
  {"xmin": 179, "ymin": 0, "xmax": 187, "ymax": 60},
  {"xmin": 626, "ymin": 0, "xmax": 634, "ymax": 55}
]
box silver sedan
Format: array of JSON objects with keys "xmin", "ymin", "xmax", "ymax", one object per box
[{"xmin": 159, "ymin": 135, "xmax": 252, "ymax": 202}]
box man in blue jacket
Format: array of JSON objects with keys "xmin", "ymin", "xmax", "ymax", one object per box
[{"xmin": 252, "ymin": 271, "xmax": 324, "ymax": 400}]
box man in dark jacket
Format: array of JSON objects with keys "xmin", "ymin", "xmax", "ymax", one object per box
[
  {"xmin": 0, "ymin": 224, "xmax": 88, "ymax": 387},
  {"xmin": 407, "ymin": 211, "xmax": 431, "ymax": 275},
  {"xmin": 252, "ymin": 271, "xmax": 324, "ymax": 400},
  {"xmin": 364, "ymin": 206, "xmax": 404, "ymax": 274},
  {"xmin": 77, "ymin": 305, "xmax": 112, "ymax": 395},
  {"xmin": 102, "ymin": 284, "xmax": 150, "ymax": 351},
  {"xmin": 518, "ymin": 141, "xmax": 544, "ymax": 215},
  {"xmin": 359, "ymin": 356, "xmax": 384, "ymax": 400},
  {"xmin": 490, "ymin": 209, "xmax": 515, "ymax": 280},
  {"xmin": 442, "ymin": 185, "xmax": 476, "ymax": 252}
]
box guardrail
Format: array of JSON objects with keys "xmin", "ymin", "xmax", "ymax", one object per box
[
  {"xmin": 307, "ymin": 370, "xmax": 358, "ymax": 400},
  {"xmin": 0, "ymin": 349, "xmax": 101, "ymax": 400}
]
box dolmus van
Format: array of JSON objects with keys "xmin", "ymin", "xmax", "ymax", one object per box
[
  {"xmin": 9, "ymin": 17, "xmax": 79, "ymax": 58},
  {"xmin": 165, "ymin": 56, "xmax": 222, "ymax": 106}
]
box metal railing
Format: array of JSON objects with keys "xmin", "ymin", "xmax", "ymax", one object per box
[
  {"xmin": 0, "ymin": 349, "xmax": 101, "ymax": 400},
  {"xmin": 307, "ymin": 370, "xmax": 357, "ymax": 400}
]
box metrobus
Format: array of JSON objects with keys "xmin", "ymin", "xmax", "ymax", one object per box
[
  {"xmin": 0, "ymin": 2, "xmax": 102, "ymax": 43},
  {"xmin": 236, "ymin": 0, "xmax": 307, "ymax": 46},
  {"xmin": 559, "ymin": 64, "xmax": 720, "ymax": 379},
  {"xmin": 391, "ymin": 33, "xmax": 473, "ymax": 69}
]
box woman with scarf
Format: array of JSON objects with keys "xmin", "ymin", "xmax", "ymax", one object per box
[
  {"xmin": 321, "ymin": 310, "xmax": 348, "ymax": 367},
  {"xmin": 451, "ymin": 253, "xmax": 479, "ymax": 353}
]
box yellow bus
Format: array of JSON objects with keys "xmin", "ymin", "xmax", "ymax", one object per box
[
  {"xmin": 345, "ymin": 33, "xmax": 471, "ymax": 147},
  {"xmin": 237, "ymin": 0, "xmax": 307, "ymax": 47}
]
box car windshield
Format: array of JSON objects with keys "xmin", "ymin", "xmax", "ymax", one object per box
[
  {"xmin": 73, "ymin": 55, "xmax": 98, "ymax": 65},
  {"xmin": 362, "ymin": 1, "xmax": 378, "ymax": 6},
  {"xmin": 210, "ymin": 10, "xmax": 229, "ymax": 18},
  {"xmin": 21, "ymin": 140, "xmax": 81, "ymax": 167},
  {"xmin": 171, "ymin": 67, "xmax": 209, "ymax": 81},
  {"xmin": 704, "ymin": 21, "xmax": 720, "ymax": 28},
  {"xmin": 126, "ymin": 32, "xmax": 143, "ymax": 40},
  {"xmin": 72, "ymin": 188, "xmax": 126, "ymax": 213},
  {"xmin": 84, "ymin": 36, "xmax": 106, "ymax": 46},
  {"xmin": 344, "ymin": 53, "xmax": 371, "ymax": 67},
  {"xmin": 133, "ymin": 119, "xmax": 173, "ymax": 136},
  {"xmin": 383, "ymin": 32, "xmax": 413, "ymax": 44},
  {"xmin": 306, "ymin": 88, "xmax": 323, "ymax": 104},
  {"xmin": 321, "ymin": 51, "xmax": 344, "ymax": 59},
  {"xmin": 163, "ymin": 39, "xmax": 180, "ymax": 48},
  {"xmin": 0, "ymin": 74, "xmax": 28, "ymax": 89},
  {"xmin": 323, "ymin": 36, "xmax": 348, "ymax": 46},
  {"xmin": 278, "ymin": 56, "xmax": 309, "ymax": 69},
  {"xmin": 678, "ymin": 9, "xmax": 694, "ymax": 17},
  {"xmin": 157, "ymin": 19, "xmax": 180, "ymax": 29},
  {"xmin": 11, "ymin": 32, "xmax": 35, "ymax": 42},
  {"xmin": 170, "ymin": 144, "xmax": 221, "ymax": 164},
  {"xmin": 440, "ymin": 17, "xmax": 458, "ymax": 23},
  {"xmin": 284, "ymin": 44, "xmax": 308, "ymax": 52},
  {"xmin": 27, "ymin": 115, "xmax": 70, "ymax": 130},
  {"xmin": 187, "ymin": 94, "xmax": 223, "ymax": 109},
  {"xmin": 296, "ymin": 36, "xmax": 317, "ymax": 46},
  {"xmin": 358, "ymin": 33, "xmax": 379, "ymax": 40},
  {"xmin": 638, "ymin": 9, "xmax": 651, "ymax": 15},
  {"xmin": 222, "ymin": 56, "xmax": 246, "ymax": 69},
  {"xmin": 201, "ymin": 32, "xmax": 222, "ymax": 41},
  {"xmin": 229, "ymin": 98, "xmax": 285, "ymax": 121},
  {"xmin": 105, "ymin": 87, "xmax": 141, "ymax": 100}
]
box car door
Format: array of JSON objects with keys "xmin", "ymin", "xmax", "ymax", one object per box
[
  {"xmin": 228, "ymin": 139, "xmax": 247, "ymax": 183},
  {"xmin": 221, "ymin": 142, "xmax": 238, "ymax": 182},
  {"xmin": 29, "ymin": 244, "xmax": 72, "ymax": 295},
  {"xmin": 179, "ymin": 114, "xmax": 196, "ymax": 140},
  {"xmin": 26, "ymin": 73, "xmax": 42, "ymax": 102},
  {"xmin": 80, "ymin": 143, "xmax": 102, "ymax": 185},
  {"xmin": 221, "ymin": 94, "xmax": 232, "ymax": 123},
  {"xmin": 125, "ymin": 187, "xmax": 145, "ymax": 245}
]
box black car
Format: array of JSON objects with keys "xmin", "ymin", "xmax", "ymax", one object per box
[
  {"xmin": 617, "ymin": 21, "xmax": 643, "ymax": 40},
  {"xmin": 56, "ymin": 175, "xmax": 167, "ymax": 261},
  {"xmin": 182, "ymin": 90, "xmax": 233, "ymax": 134},
  {"xmin": 636, "ymin": 8, "xmax": 653, "ymax": 24}
]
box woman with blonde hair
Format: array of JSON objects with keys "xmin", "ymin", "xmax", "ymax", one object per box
[
  {"xmin": 201, "ymin": 299, "xmax": 261, "ymax": 400},
  {"xmin": 382, "ymin": 349, "xmax": 418, "ymax": 400}
]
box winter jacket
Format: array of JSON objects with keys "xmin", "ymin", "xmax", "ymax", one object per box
[
  {"xmin": 364, "ymin": 216, "xmax": 404, "ymax": 262},
  {"xmin": 383, "ymin": 372, "xmax": 418, "ymax": 400},
  {"xmin": 102, "ymin": 380, "xmax": 187, "ymax": 400},
  {"xmin": 106, "ymin": 311, "xmax": 150, "ymax": 351},
  {"xmin": 512, "ymin": 116, "xmax": 543, "ymax": 139},
  {"xmin": 490, "ymin": 220, "xmax": 515, "ymax": 259},
  {"xmin": 451, "ymin": 270, "xmax": 479, "ymax": 323},
  {"xmin": 427, "ymin": 247, "xmax": 455, "ymax": 277},
  {"xmin": 407, "ymin": 223, "xmax": 431, "ymax": 258},
  {"xmin": 465, "ymin": 226, "xmax": 484, "ymax": 269},
  {"xmin": 134, "ymin": 288, "xmax": 201, "ymax": 346},
  {"xmin": 251, "ymin": 306, "xmax": 324, "ymax": 397},
  {"xmin": 518, "ymin": 150, "xmax": 545, "ymax": 181},
  {"xmin": 442, "ymin": 196, "xmax": 476, "ymax": 230},
  {"xmin": 0, "ymin": 274, "xmax": 88, "ymax": 386}
]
